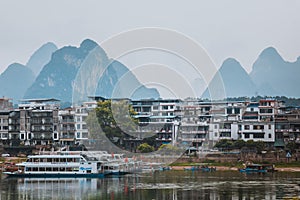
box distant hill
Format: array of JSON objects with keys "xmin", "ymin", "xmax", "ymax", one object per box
[
  {"xmin": 0, "ymin": 63, "xmax": 35, "ymax": 102},
  {"xmin": 26, "ymin": 42, "xmax": 58, "ymax": 76},
  {"xmin": 25, "ymin": 39, "xmax": 160, "ymax": 104},
  {"xmin": 24, "ymin": 39, "xmax": 99, "ymax": 103},
  {"xmin": 3, "ymin": 40, "xmax": 300, "ymax": 103},
  {"xmin": 250, "ymin": 47, "xmax": 300, "ymax": 97},
  {"xmin": 202, "ymin": 58, "xmax": 257, "ymax": 99},
  {"xmin": 96, "ymin": 60, "xmax": 160, "ymax": 100},
  {"xmin": 203, "ymin": 47, "xmax": 300, "ymax": 99}
]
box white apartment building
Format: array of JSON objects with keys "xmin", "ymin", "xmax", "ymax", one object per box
[{"xmin": 74, "ymin": 101, "xmax": 97, "ymax": 141}]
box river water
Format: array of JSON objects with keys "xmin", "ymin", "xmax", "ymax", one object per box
[{"xmin": 0, "ymin": 171, "xmax": 299, "ymax": 200}]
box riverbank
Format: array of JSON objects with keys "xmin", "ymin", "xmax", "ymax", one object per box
[
  {"xmin": 172, "ymin": 163, "xmax": 300, "ymax": 172},
  {"xmin": 170, "ymin": 165, "xmax": 300, "ymax": 172},
  {"xmin": 1, "ymin": 156, "xmax": 300, "ymax": 173}
]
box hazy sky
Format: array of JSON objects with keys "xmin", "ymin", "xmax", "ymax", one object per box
[{"xmin": 1, "ymin": 0, "xmax": 300, "ymax": 74}]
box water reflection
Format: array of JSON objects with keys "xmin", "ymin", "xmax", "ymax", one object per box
[{"xmin": 0, "ymin": 171, "xmax": 299, "ymax": 199}]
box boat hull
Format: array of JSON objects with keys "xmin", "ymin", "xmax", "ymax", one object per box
[
  {"xmin": 3, "ymin": 172, "xmax": 104, "ymax": 178},
  {"xmin": 239, "ymin": 169, "xmax": 267, "ymax": 173}
]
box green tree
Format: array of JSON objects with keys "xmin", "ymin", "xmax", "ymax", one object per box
[
  {"xmin": 137, "ymin": 143, "xmax": 154, "ymax": 153},
  {"xmin": 85, "ymin": 110, "xmax": 104, "ymax": 139},
  {"xmin": 233, "ymin": 140, "xmax": 246, "ymax": 149},
  {"xmin": 255, "ymin": 141, "xmax": 266, "ymax": 153},
  {"xmin": 214, "ymin": 139, "xmax": 234, "ymax": 150},
  {"xmin": 95, "ymin": 99, "xmax": 138, "ymax": 147},
  {"xmin": 286, "ymin": 141, "xmax": 297, "ymax": 153},
  {"xmin": 245, "ymin": 140, "xmax": 256, "ymax": 148}
]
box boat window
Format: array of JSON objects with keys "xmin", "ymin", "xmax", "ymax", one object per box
[
  {"xmin": 46, "ymin": 167, "xmax": 52, "ymax": 171},
  {"xmin": 54, "ymin": 158, "xmax": 59, "ymax": 163},
  {"xmin": 53, "ymin": 168, "xmax": 58, "ymax": 171},
  {"xmin": 32, "ymin": 167, "xmax": 38, "ymax": 171},
  {"xmin": 87, "ymin": 170, "xmax": 91, "ymax": 174},
  {"xmin": 66, "ymin": 168, "xmax": 72, "ymax": 172},
  {"xmin": 39, "ymin": 167, "xmax": 45, "ymax": 171},
  {"xmin": 97, "ymin": 163, "xmax": 101, "ymax": 168},
  {"xmin": 47, "ymin": 158, "xmax": 52, "ymax": 162},
  {"xmin": 59, "ymin": 167, "xmax": 65, "ymax": 171},
  {"xmin": 73, "ymin": 168, "xmax": 79, "ymax": 172},
  {"xmin": 61, "ymin": 158, "xmax": 67, "ymax": 163}
]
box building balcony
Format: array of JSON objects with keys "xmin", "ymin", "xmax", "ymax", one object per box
[
  {"xmin": 60, "ymin": 128, "xmax": 76, "ymax": 131},
  {"xmin": 31, "ymin": 129, "xmax": 53, "ymax": 133},
  {"xmin": 179, "ymin": 138, "xmax": 205, "ymax": 142},
  {"xmin": 239, "ymin": 129, "xmax": 264, "ymax": 133},
  {"xmin": 31, "ymin": 137, "xmax": 53, "ymax": 140},
  {"xmin": 60, "ymin": 135, "xmax": 75, "ymax": 139},
  {"xmin": 60, "ymin": 120, "xmax": 75, "ymax": 123},
  {"xmin": 180, "ymin": 130, "xmax": 207, "ymax": 134},
  {"xmin": 219, "ymin": 128, "xmax": 231, "ymax": 132},
  {"xmin": 220, "ymin": 136, "xmax": 232, "ymax": 139},
  {"xmin": 156, "ymin": 137, "xmax": 172, "ymax": 141}
]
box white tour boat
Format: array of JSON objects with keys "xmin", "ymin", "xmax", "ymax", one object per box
[{"xmin": 2, "ymin": 154, "xmax": 104, "ymax": 178}]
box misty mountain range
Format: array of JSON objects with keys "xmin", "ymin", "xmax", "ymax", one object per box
[{"xmin": 0, "ymin": 39, "xmax": 299, "ymax": 105}]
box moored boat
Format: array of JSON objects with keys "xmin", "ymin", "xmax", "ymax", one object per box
[
  {"xmin": 239, "ymin": 163, "xmax": 275, "ymax": 173},
  {"xmin": 183, "ymin": 165, "xmax": 216, "ymax": 172},
  {"xmin": 2, "ymin": 154, "xmax": 105, "ymax": 178}
]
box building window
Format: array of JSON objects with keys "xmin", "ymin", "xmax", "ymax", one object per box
[
  {"xmin": 76, "ymin": 124, "xmax": 81, "ymax": 130},
  {"xmin": 77, "ymin": 132, "xmax": 81, "ymax": 138},
  {"xmin": 268, "ymin": 124, "xmax": 271, "ymax": 129},
  {"xmin": 214, "ymin": 132, "xmax": 218, "ymax": 137},
  {"xmin": 227, "ymin": 108, "xmax": 232, "ymax": 114},
  {"xmin": 253, "ymin": 125, "xmax": 263, "ymax": 130},
  {"xmin": 53, "ymin": 132, "xmax": 58, "ymax": 140},
  {"xmin": 20, "ymin": 133, "xmax": 25, "ymax": 140},
  {"xmin": 77, "ymin": 117, "xmax": 81, "ymax": 122},
  {"xmin": 253, "ymin": 133, "xmax": 264, "ymax": 139},
  {"xmin": 269, "ymin": 133, "xmax": 272, "ymax": 138},
  {"xmin": 220, "ymin": 132, "xmax": 231, "ymax": 137}
]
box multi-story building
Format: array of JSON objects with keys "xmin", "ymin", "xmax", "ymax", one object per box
[
  {"xmin": 74, "ymin": 101, "xmax": 97, "ymax": 142},
  {"xmin": 239, "ymin": 100, "xmax": 279, "ymax": 144},
  {"xmin": 275, "ymin": 107, "xmax": 300, "ymax": 147},
  {"xmin": 59, "ymin": 108, "xmax": 76, "ymax": 146},
  {"xmin": 0, "ymin": 98, "xmax": 13, "ymax": 144},
  {"xmin": 7, "ymin": 99, "xmax": 59, "ymax": 146},
  {"xmin": 1, "ymin": 95, "xmax": 300, "ymax": 151}
]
